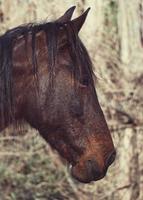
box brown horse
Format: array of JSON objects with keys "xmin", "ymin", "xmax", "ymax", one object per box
[{"xmin": 0, "ymin": 7, "xmax": 116, "ymax": 183}]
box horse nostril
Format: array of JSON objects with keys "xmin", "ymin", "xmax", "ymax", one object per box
[
  {"xmin": 106, "ymin": 150, "xmax": 116, "ymax": 167},
  {"xmin": 86, "ymin": 159, "xmax": 101, "ymax": 179},
  {"xmin": 86, "ymin": 159, "xmax": 99, "ymax": 170}
]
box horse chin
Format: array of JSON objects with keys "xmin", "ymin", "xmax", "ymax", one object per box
[
  {"xmin": 68, "ymin": 163, "xmax": 92, "ymax": 183},
  {"xmin": 68, "ymin": 163, "xmax": 105, "ymax": 184}
]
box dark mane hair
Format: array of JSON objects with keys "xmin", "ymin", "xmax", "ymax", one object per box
[{"xmin": 0, "ymin": 21, "xmax": 94, "ymax": 125}]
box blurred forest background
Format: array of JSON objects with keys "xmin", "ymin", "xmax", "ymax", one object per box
[{"xmin": 0, "ymin": 0, "xmax": 143, "ymax": 200}]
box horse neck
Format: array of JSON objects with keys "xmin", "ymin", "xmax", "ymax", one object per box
[{"xmin": 0, "ymin": 30, "xmax": 48, "ymax": 131}]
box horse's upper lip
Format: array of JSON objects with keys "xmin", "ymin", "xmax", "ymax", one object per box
[{"xmin": 69, "ymin": 164, "xmax": 72, "ymax": 171}]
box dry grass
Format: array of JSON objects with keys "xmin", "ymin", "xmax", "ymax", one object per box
[{"xmin": 0, "ymin": 127, "xmax": 79, "ymax": 200}]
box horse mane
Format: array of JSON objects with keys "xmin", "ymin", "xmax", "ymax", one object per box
[{"xmin": 0, "ymin": 20, "xmax": 94, "ymax": 125}]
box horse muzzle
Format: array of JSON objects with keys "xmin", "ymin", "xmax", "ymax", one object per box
[{"xmin": 70, "ymin": 150, "xmax": 116, "ymax": 183}]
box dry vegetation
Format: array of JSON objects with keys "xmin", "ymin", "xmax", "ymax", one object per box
[{"xmin": 0, "ymin": 0, "xmax": 143, "ymax": 200}]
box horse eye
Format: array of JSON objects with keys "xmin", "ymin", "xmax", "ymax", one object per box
[{"xmin": 80, "ymin": 78, "xmax": 89, "ymax": 86}]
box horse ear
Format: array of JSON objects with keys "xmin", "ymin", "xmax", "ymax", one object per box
[
  {"xmin": 56, "ymin": 6, "xmax": 76, "ymax": 23},
  {"xmin": 71, "ymin": 8, "xmax": 90, "ymax": 33}
]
